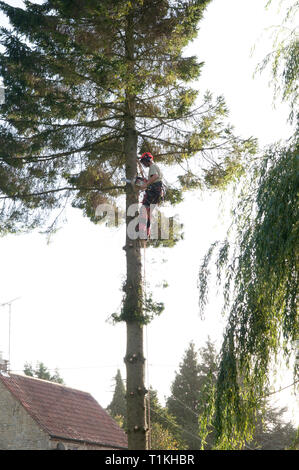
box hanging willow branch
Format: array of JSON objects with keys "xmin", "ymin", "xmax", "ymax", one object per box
[{"xmin": 198, "ymin": 138, "xmax": 299, "ymax": 448}]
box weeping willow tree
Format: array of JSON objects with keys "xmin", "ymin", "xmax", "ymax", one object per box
[
  {"xmin": 198, "ymin": 0, "xmax": 299, "ymax": 449},
  {"xmin": 199, "ymin": 140, "xmax": 298, "ymax": 448},
  {"xmin": 256, "ymin": 0, "xmax": 299, "ymax": 123}
]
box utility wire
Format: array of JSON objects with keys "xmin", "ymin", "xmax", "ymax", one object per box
[
  {"xmin": 168, "ymin": 394, "xmax": 201, "ymax": 419},
  {"xmin": 149, "ymin": 407, "xmax": 203, "ymax": 448},
  {"xmin": 9, "ymin": 367, "xmax": 297, "ymax": 449},
  {"xmin": 167, "ymin": 379, "xmax": 299, "ymax": 422},
  {"xmin": 149, "ymin": 382, "xmax": 299, "ymax": 450},
  {"xmin": 260, "ymin": 379, "xmax": 299, "ymax": 400},
  {"xmin": 9, "ymin": 368, "xmax": 298, "ymax": 404}
]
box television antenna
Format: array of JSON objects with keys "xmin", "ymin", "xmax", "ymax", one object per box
[{"xmin": 0, "ymin": 297, "xmax": 21, "ymax": 370}]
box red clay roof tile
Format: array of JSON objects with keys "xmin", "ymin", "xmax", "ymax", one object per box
[{"xmin": 0, "ymin": 373, "xmax": 127, "ymax": 448}]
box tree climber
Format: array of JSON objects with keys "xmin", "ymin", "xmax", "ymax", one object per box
[{"xmin": 137, "ymin": 152, "xmax": 163, "ymax": 241}]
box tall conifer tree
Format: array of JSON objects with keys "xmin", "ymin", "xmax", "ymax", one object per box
[
  {"xmin": 167, "ymin": 342, "xmax": 202, "ymax": 448},
  {"xmin": 106, "ymin": 369, "xmax": 127, "ymax": 428}
]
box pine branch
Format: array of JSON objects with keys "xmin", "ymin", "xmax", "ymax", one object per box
[
  {"xmin": 0, "ymin": 184, "xmax": 125, "ymax": 200},
  {"xmin": 0, "ymin": 134, "xmax": 124, "ymax": 162}
]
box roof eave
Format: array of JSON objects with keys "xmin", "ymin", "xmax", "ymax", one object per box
[{"xmin": 49, "ymin": 434, "xmax": 128, "ymax": 450}]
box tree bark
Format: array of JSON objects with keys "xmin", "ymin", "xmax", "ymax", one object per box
[
  {"xmin": 124, "ymin": 118, "xmax": 148, "ymax": 450},
  {"xmin": 123, "ymin": 11, "xmax": 148, "ymax": 451}
]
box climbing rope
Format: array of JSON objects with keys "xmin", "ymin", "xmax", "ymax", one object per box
[{"xmin": 143, "ymin": 245, "xmax": 152, "ymax": 449}]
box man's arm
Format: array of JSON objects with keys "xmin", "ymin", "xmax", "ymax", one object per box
[
  {"xmin": 140, "ymin": 174, "xmax": 158, "ymax": 190},
  {"xmin": 146, "ymin": 174, "xmax": 159, "ymax": 185}
]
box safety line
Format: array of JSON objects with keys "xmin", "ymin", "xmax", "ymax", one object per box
[{"xmin": 143, "ymin": 244, "xmax": 152, "ymax": 449}]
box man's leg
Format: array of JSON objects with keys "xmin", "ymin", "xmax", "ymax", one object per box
[{"xmin": 139, "ymin": 203, "xmax": 149, "ymax": 241}]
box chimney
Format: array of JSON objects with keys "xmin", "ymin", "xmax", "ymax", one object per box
[{"xmin": 0, "ymin": 351, "xmax": 9, "ymax": 373}]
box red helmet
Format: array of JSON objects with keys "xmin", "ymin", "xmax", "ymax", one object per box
[{"xmin": 140, "ymin": 152, "xmax": 154, "ymax": 164}]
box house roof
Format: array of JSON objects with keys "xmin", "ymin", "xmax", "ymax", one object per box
[{"xmin": 0, "ymin": 372, "xmax": 127, "ymax": 449}]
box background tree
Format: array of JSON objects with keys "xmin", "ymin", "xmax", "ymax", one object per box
[
  {"xmin": 249, "ymin": 405, "xmax": 297, "ymax": 450},
  {"xmin": 23, "ymin": 361, "xmax": 64, "ymax": 384},
  {"xmin": 150, "ymin": 422, "xmax": 180, "ymax": 450},
  {"xmin": 106, "ymin": 369, "xmax": 127, "ymax": 430},
  {"xmin": 147, "ymin": 387, "xmax": 184, "ymax": 450},
  {"xmin": 198, "ymin": 0, "xmax": 298, "ymax": 449},
  {"xmin": 0, "ymin": 0, "xmax": 256, "ymax": 449},
  {"xmin": 106, "ymin": 373, "xmax": 184, "ymax": 450},
  {"xmin": 167, "ymin": 342, "xmax": 202, "ymax": 449},
  {"xmin": 197, "ymin": 353, "xmax": 298, "ymax": 450},
  {"xmin": 167, "ymin": 339, "xmax": 218, "ymax": 449}
]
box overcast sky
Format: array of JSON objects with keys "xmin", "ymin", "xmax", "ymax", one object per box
[{"xmin": 0, "ymin": 0, "xmax": 297, "ymax": 425}]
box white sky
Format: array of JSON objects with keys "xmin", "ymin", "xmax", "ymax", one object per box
[{"xmin": 0, "ymin": 0, "xmax": 298, "ymax": 426}]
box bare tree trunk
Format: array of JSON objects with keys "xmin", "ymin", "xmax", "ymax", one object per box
[
  {"xmin": 124, "ymin": 121, "xmax": 148, "ymax": 450},
  {"xmin": 123, "ymin": 11, "xmax": 148, "ymax": 450}
]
